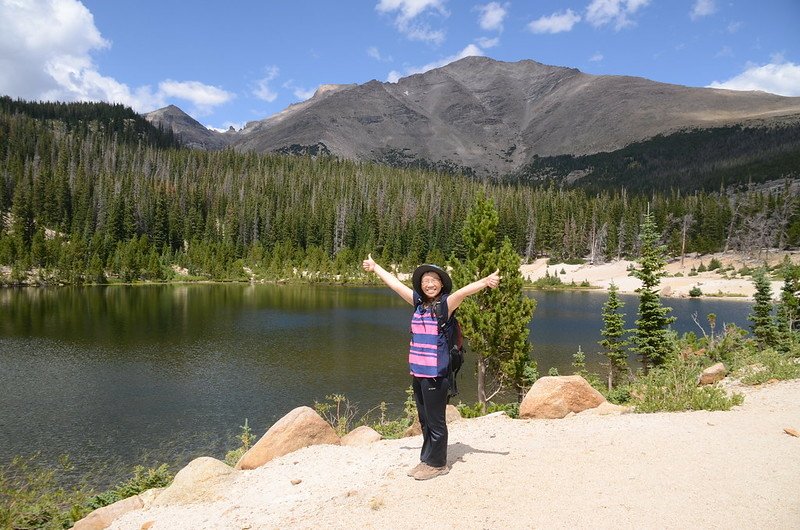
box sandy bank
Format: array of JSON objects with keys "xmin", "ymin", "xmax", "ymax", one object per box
[{"xmin": 522, "ymin": 250, "xmax": 800, "ymax": 300}]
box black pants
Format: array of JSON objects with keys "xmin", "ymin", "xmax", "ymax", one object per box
[{"xmin": 412, "ymin": 376, "xmax": 449, "ymax": 468}]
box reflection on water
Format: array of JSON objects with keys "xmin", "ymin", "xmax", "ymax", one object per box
[
  {"xmin": 0, "ymin": 284, "xmax": 752, "ymax": 487},
  {"xmin": 529, "ymin": 290, "xmax": 751, "ymax": 373}
]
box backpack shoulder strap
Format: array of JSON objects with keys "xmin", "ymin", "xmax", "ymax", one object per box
[{"xmin": 434, "ymin": 295, "xmax": 450, "ymax": 330}]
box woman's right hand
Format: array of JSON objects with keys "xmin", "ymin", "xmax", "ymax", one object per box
[{"xmin": 362, "ymin": 253, "xmax": 376, "ymax": 272}]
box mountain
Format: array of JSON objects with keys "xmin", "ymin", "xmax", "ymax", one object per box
[
  {"xmin": 146, "ymin": 56, "xmax": 800, "ymax": 180},
  {"xmin": 145, "ymin": 105, "xmax": 232, "ymax": 150}
]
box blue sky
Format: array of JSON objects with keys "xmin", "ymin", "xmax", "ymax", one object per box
[{"xmin": 1, "ymin": 0, "xmax": 798, "ymax": 132}]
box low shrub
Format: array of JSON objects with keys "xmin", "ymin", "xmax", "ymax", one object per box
[
  {"xmin": 730, "ymin": 346, "xmax": 800, "ymax": 385},
  {"xmin": 532, "ymin": 273, "xmax": 563, "ymax": 288},
  {"xmin": 602, "ymin": 383, "xmax": 632, "ymax": 405},
  {"xmin": 369, "ymin": 401, "xmax": 412, "ymax": 439},
  {"xmin": 629, "ymin": 360, "xmax": 743, "ymax": 413},
  {"xmin": 314, "ymin": 394, "xmax": 359, "ymax": 437},
  {"xmin": 456, "ymin": 401, "xmax": 519, "ymax": 419},
  {"xmin": 224, "ymin": 419, "xmax": 254, "ymax": 466},
  {"xmin": 86, "ymin": 464, "xmax": 172, "ymax": 510},
  {"xmin": 689, "ymin": 286, "xmax": 703, "ymax": 297}
]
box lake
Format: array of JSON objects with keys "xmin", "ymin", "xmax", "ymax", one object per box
[{"xmin": 0, "ymin": 284, "xmax": 752, "ymax": 487}]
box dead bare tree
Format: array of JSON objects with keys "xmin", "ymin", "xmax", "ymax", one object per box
[
  {"xmin": 723, "ymin": 199, "xmax": 741, "ymax": 253},
  {"xmin": 524, "ymin": 215, "xmax": 537, "ymax": 262},
  {"xmin": 589, "ymin": 221, "xmax": 608, "ymax": 265},
  {"xmin": 680, "ymin": 213, "xmax": 695, "ymax": 268},
  {"xmin": 775, "ymin": 179, "xmax": 796, "ymax": 250},
  {"xmin": 730, "ymin": 211, "xmax": 778, "ymax": 260}
]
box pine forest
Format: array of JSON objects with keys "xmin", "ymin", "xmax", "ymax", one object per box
[{"xmin": 2, "ymin": 98, "xmax": 800, "ymax": 285}]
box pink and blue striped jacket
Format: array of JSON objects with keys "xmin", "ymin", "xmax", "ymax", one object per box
[{"xmin": 409, "ymin": 292, "xmax": 449, "ymax": 378}]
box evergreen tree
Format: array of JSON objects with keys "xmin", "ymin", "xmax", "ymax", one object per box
[
  {"xmin": 630, "ymin": 211, "xmax": 676, "ymax": 372},
  {"xmin": 451, "ymin": 195, "xmax": 536, "ymax": 411},
  {"xmin": 775, "ymin": 262, "xmax": 800, "ymax": 351},
  {"xmin": 749, "ymin": 267, "xmax": 777, "ymax": 347},
  {"xmin": 87, "ymin": 252, "xmax": 107, "ymax": 284},
  {"xmin": 599, "ymin": 282, "xmax": 629, "ymax": 389}
]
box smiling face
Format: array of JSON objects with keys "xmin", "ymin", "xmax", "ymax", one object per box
[{"xmin": 420, "ymin": 271, "xmax": 443, "ymax": 300}]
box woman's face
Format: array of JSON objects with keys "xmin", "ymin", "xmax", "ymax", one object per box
[{"xmin": 420, "ymin": 271, "xmax": 443, "ymax": 299}]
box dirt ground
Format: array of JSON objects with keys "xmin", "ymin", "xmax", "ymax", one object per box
[{"xmin": 108, "ymin": 379, "xmax": 800, "ymax": 529}]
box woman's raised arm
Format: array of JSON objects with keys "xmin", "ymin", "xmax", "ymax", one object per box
[
  {"xmin": 362, "ymin": 253, "xmax": 414, "ymax": 305},
  {"xmin": 446, "ymin": 269, "xmax": 500, "ymax": 317}
]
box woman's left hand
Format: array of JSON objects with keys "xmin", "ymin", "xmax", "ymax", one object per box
[{"xmin": 486, "ymin": 269, "xmax": 501, "ymax": 289}]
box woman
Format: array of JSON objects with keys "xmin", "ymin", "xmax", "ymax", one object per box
[{"xmin": 362, "ymin": 254, "xmax": 500, "ymax": 480}]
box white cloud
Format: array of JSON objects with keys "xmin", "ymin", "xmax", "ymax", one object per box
[
  {"xmin": 294, "ymin": 87, "xmax": 316, "ymax": 100},
  {"xmin": 385, "ymin": 44, "xmax": 484, "ymax": 83},
  {"xmin": 387, "ymin": 70, "xmax": 403, "ymax": 83},
  {"xmin": 404, "ymin": 25, "xmax": 446, "ymax": 43},
  {"xmin": 375, "ymin": 0, "xmax": 449, "ymax": 44},
  {"xmin": 476, "ymin": 2, "xmax": 507, "ymax": 31},
  {"xmin": 714, "ymin": 46, "xmax": 733, "ymax": 58},
  {"xmin": 0, "ymin": 0, "xmax": 232, "ymax": 115},
  {"xmin": 0, "ymin": 0, "xmax": 107, "ymax": 98},
  {"xmin": 476, "ymin": 36, "xmax": 500, "ymax": 48},
  {"xmin": 206, "ymin": 121, "xmax": 243, "ymax": 133},
  {"xmin": 367, "ymin": 46, "xmax": 393, "ymax": 62},
  {"xmin": 527, "ymin": 9, "xmax": 581, "ymax": 34},
  {"xmin": 282, "ymin": 80, "xmax": 316, "ymax": 101},
  {"xmin": 159, "ymin": 80, "xmax": 234, "ymax": 116},
  {"xmin": 690, "ymin": 0, "xmax": 716, "ymax": 21},
  {"xmin": 376, "ymin": 0, "xmax": 448, "ymax": 25},
  {"xmin": 253, "ymin": 66, "xmax": 280, "ymax": 102},
  {"xmin": 585, "ymin": 0, "xmax": 650, "ymax": 30},
  {"xmin": 589, "ymin": 53, "xmax": 604, "ymax": 62},
  {"xmin": 708, "ymin": 61, "xmax": 800, "ymax": 97},
  {"xmin": 727, "ymin": 21, "xmax": 743, "ymax": 33}
]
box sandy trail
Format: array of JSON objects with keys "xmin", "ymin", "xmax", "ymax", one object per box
[{"xmin": 110, "ymin": 379, "xmax": 800, "ymax": 529}]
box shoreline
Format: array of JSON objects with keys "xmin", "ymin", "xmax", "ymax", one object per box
[
  {"xmin": 521, "ymin": 250, "xmax": 800, "ymax": 300},
  {"xmin": 4, "ymin": 250, "xmax": 799, "ymax": 300}
]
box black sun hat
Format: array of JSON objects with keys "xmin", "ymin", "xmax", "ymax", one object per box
[{"xmin": 412, "ymin": 264, "xmax": 453, "ymax": 295}]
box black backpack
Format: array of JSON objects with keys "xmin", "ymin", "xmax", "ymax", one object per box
[{"xmin": 434, "ymin": 300, "xmax": 465, "ymax": 398}]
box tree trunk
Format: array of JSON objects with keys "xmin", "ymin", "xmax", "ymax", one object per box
[
  {"xmin": 680, "ymin": 217, "xmax": 688, "ymax": 268},
  {"xmin": 477, "ymin": 357, "xmax": 487, "ymax": 414}
]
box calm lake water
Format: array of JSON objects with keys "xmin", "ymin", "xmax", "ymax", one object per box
[{"xmin": 0, "ymin": 284, "xmax": 752, "ymax": 487}]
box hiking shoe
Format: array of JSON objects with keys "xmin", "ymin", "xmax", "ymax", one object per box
[
  {"xmin": 406, "ymin": 462, "xmax": 426, "ymax": 477},
  {"xmin": 412, "ymin": 463, "xmax": 449, "ymax": 481}
]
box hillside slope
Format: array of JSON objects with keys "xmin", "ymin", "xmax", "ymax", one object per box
[{"xmin": 229, "ymin": 56, "xmax": 800, "ymax": 177}]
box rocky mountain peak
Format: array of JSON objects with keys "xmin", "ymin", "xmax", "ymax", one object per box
[{"xmin": 148, "ymin": 56, "xmax": 800, "ymax": 177}]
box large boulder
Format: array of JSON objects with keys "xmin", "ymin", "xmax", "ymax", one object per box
[
  {"xmin": 698, "ymin": 362, "xmax": 727, "ymax": 385},
  {"xmin": 153, "ymin": 457, "xmax": 235, "ymax": 506},
  {"xmin": 73, "ymin": 495, "xmax": 144, "ymax": 530},
  {"xmin": 520, "ymin": 375, "xmax": 606, "ymax": 419},
  {"xmin": 235, "ymin": 406, "xmax": 340, "ymax": 470},
  {"xmin": 404, "ymin": 404, "xmax": 462, "ymax": 437},
  {"xmin": 341, "ymin": 425, "xmax": 382, "ymax": 446}
]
